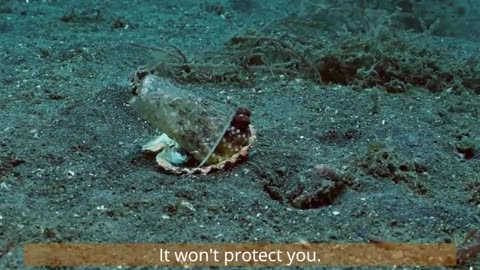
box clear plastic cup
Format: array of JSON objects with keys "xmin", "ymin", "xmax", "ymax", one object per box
[{"xmin": 130, "ymin": 75, "xmax": 235, "ymax": 166}]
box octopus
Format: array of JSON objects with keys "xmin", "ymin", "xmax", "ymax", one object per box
[{"xmin": 142, "ymin": 107, "xmax": 256, "ymax": 175}]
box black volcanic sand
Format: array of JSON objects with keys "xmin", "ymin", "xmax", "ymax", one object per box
[{"xmin": 0, "ymin": 0, "xmax": 479, "ymax": 269}]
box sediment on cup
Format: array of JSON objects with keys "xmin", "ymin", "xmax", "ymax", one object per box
[{"xmin": 130, "ymin": 75, "xmax": 235, "ymax": 165}]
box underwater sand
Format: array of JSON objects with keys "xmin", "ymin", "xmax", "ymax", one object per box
[{"xmin": 0, "ymin": 0, "xmax": 479, "ymax": 269}]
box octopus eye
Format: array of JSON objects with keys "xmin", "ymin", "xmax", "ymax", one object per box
[
  {"xmin": 236, "ymin": 107, "xmax": 251, "ymax": 117},
  {"xmin": 231, "ymin": 114, "xmax": 250, "ymax": 131}
]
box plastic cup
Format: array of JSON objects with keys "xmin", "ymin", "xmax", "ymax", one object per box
[{"xmin": 129, "ymin": 74, "xmax": 235, "ymax": 166}]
